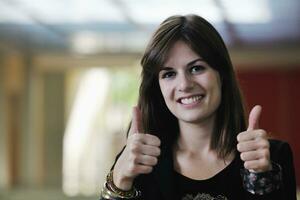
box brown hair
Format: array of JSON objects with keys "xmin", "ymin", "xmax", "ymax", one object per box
[{"xmin": 137, "ymin": 14, "xmax": 246, "ymax": 158}]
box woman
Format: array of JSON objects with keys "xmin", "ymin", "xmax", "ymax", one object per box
[{"xmin": 100, "ymin": 14, "xmax": 296, "ymax": 200}]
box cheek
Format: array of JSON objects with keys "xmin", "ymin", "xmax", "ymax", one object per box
[
  {"xmin": 204, "ymin": 73, "xmax": 222, "ymax": 102},
  {"xmin": 207, "ymin": 72, "xmax": 221, "ymax": 90}
]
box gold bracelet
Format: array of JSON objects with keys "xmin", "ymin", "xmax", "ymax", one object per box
[
  {"xmin": 101, "ymin": 182, "xmax": 119, "ymax": 199},
  {"xmin": 103, "ymin": 170, "xmax": 140, "ymax": 199}
]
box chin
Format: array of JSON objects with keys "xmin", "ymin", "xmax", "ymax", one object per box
[
  {"xmin": 177, "ymin": 114, "xmax": 204, "ymax": 123},
  {"xmin": 177, "ymin": 112, "xmax": 216, "ymax": 124}
]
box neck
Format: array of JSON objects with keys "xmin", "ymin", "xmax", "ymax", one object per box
[{"xmin": 176, "ymin": 116, "xmax": 215, "ymax": 156}]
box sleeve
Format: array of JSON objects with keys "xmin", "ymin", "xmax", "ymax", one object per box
[
  {"xmin": 242, "ymin": 141, "xmax": 297, "ymax": 200},
  {"xmin": 241, "ymin": 162, "xmax": 282, "ymax": 195}
]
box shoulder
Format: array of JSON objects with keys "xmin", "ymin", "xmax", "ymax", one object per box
[
  {"xmin": 269, "ymin": 139, "xmax": 291, "ymax": 152},
  {"xmin": 268, "ymin": 139, "xmax": 293, "ymax": 163}
]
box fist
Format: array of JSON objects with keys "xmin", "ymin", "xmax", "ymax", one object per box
[
  {"xmin": 113, "ymin": 106, "xmax": 161, "ymax": 190},
  {"xmin": 237, "ymin": 105, "xmax": 272, "ymax": 172}
]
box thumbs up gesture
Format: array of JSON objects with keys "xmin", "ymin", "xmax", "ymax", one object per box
[
  {"xmin": 237, "ymin": 105, "xmax": 272, "ymax": 172},
  {"xmin": 113, "ymin": 106, "xmax": 161, "ymax": 190}
]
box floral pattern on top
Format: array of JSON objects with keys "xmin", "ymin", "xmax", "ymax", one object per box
[
  {"xmin": 182, "ymin": 193, "xmax": 228, "ymax": 200},
  {"xmin": 241, "ymin": 162, "xmax": 282, "ymax": 195}
]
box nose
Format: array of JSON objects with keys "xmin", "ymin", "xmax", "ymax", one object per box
[{"xmin": 178, "ymin": 73, "xmax": 194, "ymax": 92}]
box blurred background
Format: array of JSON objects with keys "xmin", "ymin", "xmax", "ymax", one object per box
[{"xmin": 0, "ymin": 0, "xmax": 299, "ymax": 199}]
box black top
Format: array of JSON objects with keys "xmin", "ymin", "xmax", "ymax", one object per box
[
  {"xmin": 173, "ymin": 155, "xmax": 241, "ymax": 200},
  {"xmin": 102, "ymin": 139, "xmax": 297, "ymax": 200}
]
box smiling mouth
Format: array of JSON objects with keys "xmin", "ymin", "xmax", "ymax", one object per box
[{"xmin": 178, "ymin": 95, "xmax": 204, "ymax": 105}]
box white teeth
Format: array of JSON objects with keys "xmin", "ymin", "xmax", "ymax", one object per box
[{"xmin": 180, "ymin": 95, "xmax": 203, "ymax": 105}]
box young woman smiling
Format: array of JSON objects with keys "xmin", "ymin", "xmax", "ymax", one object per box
[{"xmin": 100, "ymin": 14, "xmax": 296, "ymax": 200}]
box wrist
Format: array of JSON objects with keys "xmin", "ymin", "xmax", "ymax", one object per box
[{"xmin": 113, "ymin": 170, "xmax": 134, "ymax": 191}]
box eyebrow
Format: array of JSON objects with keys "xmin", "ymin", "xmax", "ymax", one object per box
[{"xmin": 160, "ymin": 58, "xmax": 204, "ymax": 71}]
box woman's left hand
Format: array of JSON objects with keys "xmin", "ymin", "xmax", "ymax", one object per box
[{"xmin": 237, "ymin": 105, "xmax": 272, "ymax": 172}]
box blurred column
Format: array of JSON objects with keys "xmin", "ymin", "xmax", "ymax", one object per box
[
  {"xmin": 0, "ymin": 51, "xmax": 25, "ymax": 188},
  {"xmin": 18, "ymin": 54, "xmax": 64, "ymax": 188},
  {"xmin": 19, "ymin": 54, "xmax": 44, "ymax": 187},
  {"xmin": 6, "ymin": 52, "xmax": 24, "ymax": 187},
  {"xmin": 0, "ymin": 54, "xmax": 10, "ymax": 189},
  {"xmin": 43, "ymin": 72, "xmax": 65, "ymax": 187}
]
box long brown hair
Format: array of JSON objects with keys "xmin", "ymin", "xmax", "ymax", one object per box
[{"xmin": 137, "ymin": 14, "xmax": 246, "ymax": 158}]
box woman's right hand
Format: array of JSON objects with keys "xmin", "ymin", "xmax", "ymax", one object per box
[{"xmin": 112, "ymin": 106, "xmax": 161, "ymax": 190}]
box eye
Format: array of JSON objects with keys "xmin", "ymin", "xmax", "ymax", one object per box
[
  {"xmin": 190, "ymin": 65, "xmax": 205, "ymax": 74},
  {"xmin": 161, "ymin": 71, "xmax": 176, "ymax": 79}
]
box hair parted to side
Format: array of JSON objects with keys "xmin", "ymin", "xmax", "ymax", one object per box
[{"xmin": 137, "ymin": 14, "xmax": 246, "ymax": 158}]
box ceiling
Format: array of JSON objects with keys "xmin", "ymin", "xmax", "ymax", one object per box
[{"xmin": 0, "ymin": 0, "xmax": 299, "ymax": 54}]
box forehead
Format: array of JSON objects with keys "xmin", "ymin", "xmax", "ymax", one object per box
[{"xmin": 163, "ymin": 40, "xmax": 201, "ymax": 67}]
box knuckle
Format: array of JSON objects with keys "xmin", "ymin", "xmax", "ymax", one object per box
[
  {"xmin": 152, "ymin": 147, "xmax": 160, "ymax": 156},
  {"xmin": 156, "ymin": 138, "xmax": 161, "ymax": 146},
  {"xmin": 257, "ymin": 129, "xmax": 267, "ymax": 137},
  {"xmin": 260, "ymin": 159, "xmax": 269, "ymax": 167},
  {"xmin": 146, "ymin": 166, "xmax": 153, "ymax": 173},
  {"xmin": 147, "ymin": 156, "xmax": 157, "ymax": 165},
  {"xmin": 261, "ymin": 130, "xmax": 267, "ymax": 137},
  {"xmin": 152, "ymin": 157, "xmax": 158, "ymax": 165},
  {"xmin": 146, "ymin": 134, "xmax": 161, "ymax": 145},
  {"xmin": 260, "ymin": 140, "xmax": 269, "ymax": 148},
  {"xmin": 131, "ymin": 155, "xmax": 139, "ymax": 164},
  {"xmin": 244, "ymin": 161, "xmax": 250, "ymax": 169},
  {"xmin": 237, "ymin": 143, "xmax": 242, "ymax": 151},
  {"xmin": 256, "ymin": 140, "xmax": 265, "ymax": 148},
  {"xmin": 145, "ymin": 133, "xmax": 153, "ymax": 139},
  {"xmin": 130, "ymin": 143, "xmax": 139, "ymax": 153},
  {"xmin": 152, "ymin": 135, "xmax": 161, "ymax": 146},
  {"xmin": 237, "ymin": 132, "xmax": 246, "ymax": 141},
  {"xmin": 157, "ymin": 148, "xmax": 161, "ymax": 156},
  {"xmin": 240, "ymin": 153, "xmax": 246, "ymax": 160},
  {"xmin": 261, "ymin": 149, "xmax": 270, "ymax": 158},
  {"xmin": 265, "ymin": 141, "xmax": 270, "ymax": 148}
]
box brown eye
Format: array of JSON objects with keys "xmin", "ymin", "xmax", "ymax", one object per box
[{"xmin": 161, "ymin": 71, "xmax": 176, "ymax": 79}]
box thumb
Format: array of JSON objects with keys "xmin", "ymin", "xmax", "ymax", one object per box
[
  {"xmin": 247, "ymin": 105, "xmax": 262, "ymax": 131},
  {"xmin": 129, "ymin": 106, "xmax": 143, "ymax": 135}
]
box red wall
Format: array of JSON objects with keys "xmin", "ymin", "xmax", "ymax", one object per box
[{"xmin": 237, "ymin": 67, "xmax": 300, "ymax": 187}]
